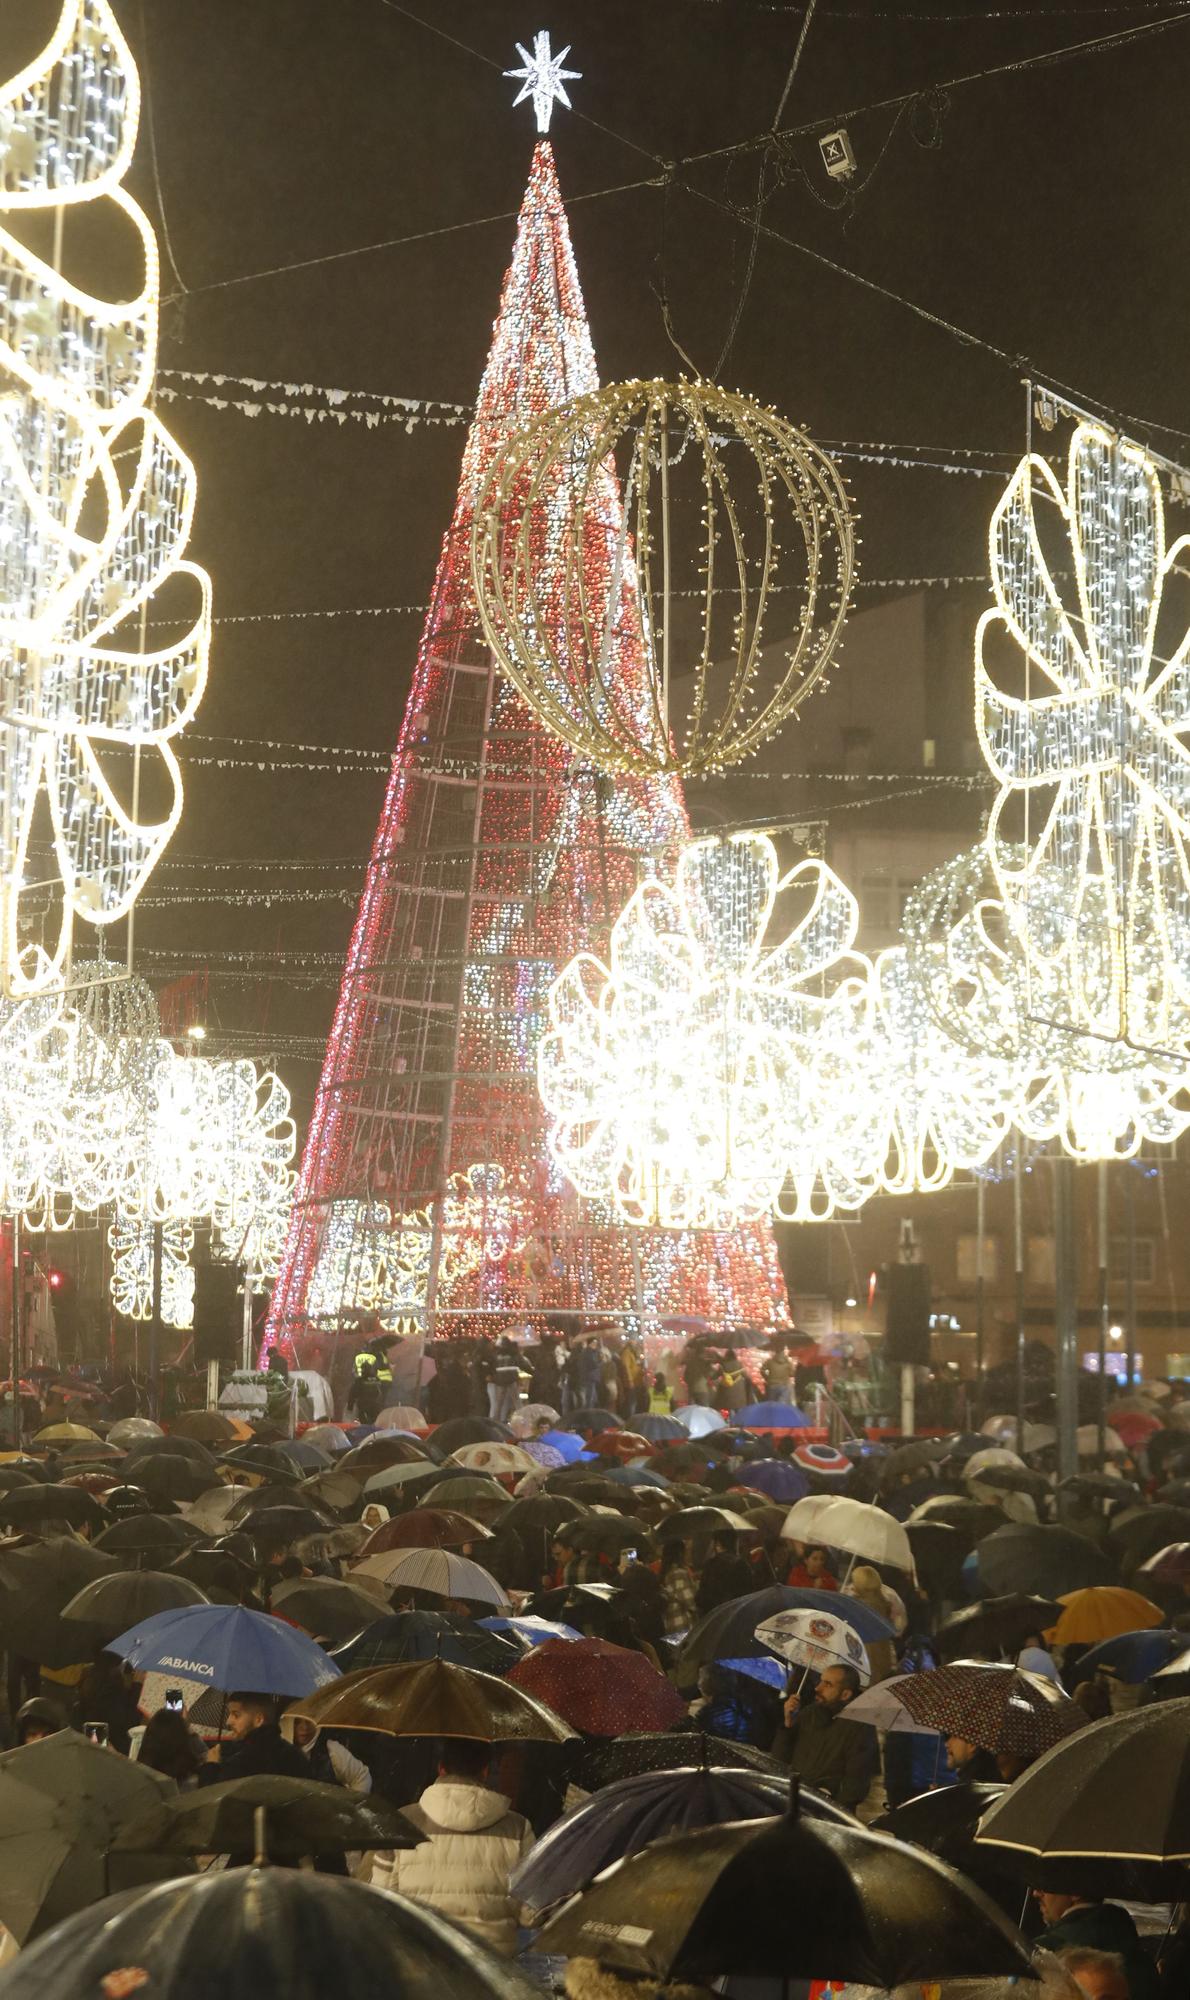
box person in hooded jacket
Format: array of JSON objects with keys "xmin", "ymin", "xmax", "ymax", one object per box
[
  {"xmin": 284, "ymin": 1714, "xmax": 372, "ymax": 1792},
  {"xmin": 371, "ymin": 1737, "xmax": 533, "ymax": 1954}
]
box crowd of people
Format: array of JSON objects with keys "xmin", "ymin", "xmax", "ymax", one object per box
[{"xmin": 0, "ymin": 1348, "xmax": 1187, "ymax": 1999}]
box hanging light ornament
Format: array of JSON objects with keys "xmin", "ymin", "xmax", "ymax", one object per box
[
  {"xmin": 108, "ymin": 1212, "xmax": 194, "ymax": 1329},
  {"xmin": 472, "ymin": 378, "xmax": 856, "ymax": 777},
  {"xmin": 975, "ymin": 420, "xmax": 1190, "ymax": 1068},
  {"xmin": 0, "ymin": 0, "xmax": 211, "ymax": 996}
]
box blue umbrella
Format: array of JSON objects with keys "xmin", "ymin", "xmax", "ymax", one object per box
[
  {"xmin": 540, "ymin": 1429, "xmax": 592, "ymax": 1464},
  {"xmin": 479, "ymin": 1616, "xmax": 582, "ymax": 1649},
  {"xmin": 637, "ymin": 1415, "xmax": 687, "ymax": 1443},
  {"xmin": 1078, "ymin": 1627, "xmax": 1190, "ymax": 1683},
  {"xmin": 107, "ymin": 1604, "xmax": 340, "ymax": 1696},
  {"xmin": 512, "ymin": 1764, "xmax": 848, "ymax": 1920},
  {"xmin": 737, "ymin": 1403, "xmax": 809, "ymax": 1429},
  {"xmin": 672, "ymin": 1406, "xmax": 727, "ymax": 1438},
  {"xmin": 737, "ymin": 1460, "xmax": 808, "ymax": 1503},
  {"xmin": 717, "ymin": 1654, "xmax": 788, "ymax": 1690}
]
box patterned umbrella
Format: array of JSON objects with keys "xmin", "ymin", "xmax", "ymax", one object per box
[
  {"xmin": 447, "ymin": 1443, "xmax": 538, "ymax": 1477},
  {"xmin": 507, "ymin": 1636, "xmax": 688, "ymax": 1735},
  {"xmin": 792, "ymin": 1444, "xmax": 852, "ymax": 1482},
  {"xmin": 754, "ymin": 1608, "xmax": 871, "ymax": 1685},
  {"xmin": 520, "ymin": 1441, "xmax": 566, "ymax": 1471},
  {"xmin": 509, "ymin": 1405, "xmax": 560, "ymax": 1438},
  {"xmin": 884, "ymin": 1661, "xmax": 1085, "ymax": 1757}
]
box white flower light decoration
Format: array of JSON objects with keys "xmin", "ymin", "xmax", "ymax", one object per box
[
  {"xmin": 108, "ymin": 1211, "xmax": 193, "ymax": 1328},
  {"xmin": 0, "ymin": 0, "xmax": 211, "ymax": 996},
  {"xmin": 539, "ymin": 833, "xmax": 877, "ymax": 1226},
  {"xmin": 976, "ymin": 421, "xmax": 1190, "ymax": 1054}
]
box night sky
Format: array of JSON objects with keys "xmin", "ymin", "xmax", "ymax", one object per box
[{"xmin": 7, "ymin": 0, "xmax": 1188, "ymax": 1124}]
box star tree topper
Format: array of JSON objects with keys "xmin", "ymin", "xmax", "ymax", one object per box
[{"xmin": 505, "ymin": 31, "xmax": 580, "ymax": 132}]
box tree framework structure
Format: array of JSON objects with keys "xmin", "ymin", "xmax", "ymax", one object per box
[{"xmin": 264, "ymin": 141, "xmax": 791, "ymax": 1358}]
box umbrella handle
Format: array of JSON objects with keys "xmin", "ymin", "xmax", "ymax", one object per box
[{"xmin": 253, "ymin": 1805, "xmax": 268, "ymax": 1867}]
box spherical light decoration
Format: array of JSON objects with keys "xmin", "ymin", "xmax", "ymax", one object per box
[{"xmin": 472, "ymin": 377, "xmax": 856, "ymax": 777}]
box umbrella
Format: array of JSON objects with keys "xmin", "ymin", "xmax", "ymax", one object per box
[
  {"xmin": 976, "ymin": 1696, "xmax": 1190, "ymax": 1863},
  {"xmin": 1077, "ymin": 1627, "xmax": 1190, "ymax": 1682},
  {"xmin": 598, "ymin": 1463, "xmax": 667, "ymax": 1489},
  {"xmin": 0, "ymin": 1540, "xmax": 122, "ymax": 1666},
  {"xmin": 427, "ymin": 1417, "xmax": 510, "ymax": 1453},
  {"xmin": 881, "ymin": 1439, "xmax": 950, "ymax": 1485},
  {"xmin": 447, "ymin": 1442, "xmax": 538, "ymax": 1476},
  {"xmin": 679, "ymin": 1585, "xmax": 893, "ymax": 1678},
  {"xmin": 563, "ymin": 1408, "xmax": 620, "ymax": 1434},
  {"xmin": 0, "ymin": 1483, "xmax": 106, "ymax": 1532},
  {"xmin": 513, "ymin": 1764, "xmax": 795, "ymax": 1918},
  {"xmin": 936, "ymin": 1593, "xmax": 1063, "ymax": 1659},
  {"xmin": 330, "ymin": 1610, "xmax": 520, "ymax": 1676},
  {"xmin": 521, "ymin": 1440, "xmax": 565, "ymax": 1471},
  {"xmin": 588, "ymin": 1430, "xmax": 652, "ymax": 1462},
  {"xmin": 61, "ymin": 1569, "xmax": 208, "ymax": 1640},
  {"xmin": 552, "ymin": 1514, "xmax": 647, "ymax": 1554},
  {"xmin": 875, "ymin": 1782, "xmax": 1012, "ymax": 1893},
  {"xmin": 125, "ymin": 1437, "xmax": 219, "ymax": 1470},
  {"xmin": 1061, "ymin": 1472, "xmax": 1141, "ymax": 1504},
  {"xmin": 478, "ymin": 1615, "xmax": 582, "ymax": 1648},
  {"xmin": 538, "ymin": 1801, "xmax": 1037, "ymax": 1986},
  {"xmin": 360, "ymin": 1508, "xmax": 489, "ymax": 1554},
  {"xmin": 106, "ymin": 1419, "xmax": 164, "ymax": 1446},
  {"xmin": 303, "ymin": 1424, "xmax": 352, "ymax": 1453},
  {"xmin": 672, "ymin": 1405, "xmax": 728, "ymax": 1438},
  {"xmin": 1110, "ymin": 1409, "xmax": 1164, "ymax": 1449},
  {"xmin": 269, "ymin": 1576, "xmax": 392, "ymax": 1643},
  {"xmin": 126, "ymin": 1455, "xmax": 216, "ymax": 1504},
  {"xmin": 0, "ymin": 1731, "xmax": 186, "ymax": 1943},
  {"xmin": 636, "ymin": 1414, "xmax": 687, "ymax": 1442},
  {"xmin": 507, "ymin": 1636, "xmax": 689, "ymax": 1735},
  {"xmin": 502, "ymin": 1495, "xmax": 591, "ymax": 1538},
  {"xmin": 737, "ymin": 1402, "xmax": 808, "ymax": 1429},
  {"xmin": 95, "ymin": 1512, "xmax": 199, "ymax": 1559},
  {"xmin": 169, "ymin": 1412, "xmax": 243, "ymax": 1443},
  {"xmin": 60, "ymin": 1440, "xmax": 124, "ymax": 1463},
  {"xmin": 221, "ymin": 1443, "xmax": 307, "ymax": 1482},
  {"xmin": 538, "ymin": 1428, "xmax": 590, "ymax": 1464},
  {"xmin": 736, "ymin": 1459, "xmax": 808, "ymax": 1503},
  {"xmin": 1108, "ymin": 1504, "xmax": 1190, "ymax": 1565},
  {"xmin": 844, "ymin": 1675, "xmax": 947, "ymax": 1735},
  {"xmin": 375, "ymin": 1406, "xmax": 428, "ymax": 1432},
  {"xmin": 576, "ymin": 1730, "xmax": 789, "ymax": 1789},
  {"xmin": 298, "ymin": 1470, "xmax": 362, "ymax": 1514},
  {"xmin": 665, "ymin": 1505, "xmax": 755, "ymax": 1537},
  {"xmin": 286, "ymin": 1657, "xmax": 576, "ymax": 1741},
  {"xmin": 754, "ymin": 1608, "xmax": 871, "ymax": 1684},
  {"xmin": 792, "ymin": 1443, "xmax": 852, "ymax": 1481},
  {"xmin": 699, "ymin": 1428, "xmax": 767, "ymax": 1461},
  {"xmin": 0, "ymin": 1866, "xmax": 542, "ymax": 2000},
  {"xmin": 783, "ymin": 1495, "xmax": 915, "ymax": 1575},
  {"xmin": 107, "ymin": 1603, "xmax": 340, "ymax": 1696},
  {"xmin": 1046, "ymin": 1586, "xmax": 1165, "ymax": 1645},
  {"xmin": 976, "ymin": 1521, "xmax": 1116, "ymax": 1596},
  {"xmin": 113, "ymin": 1774, "xmax": 421, "ymax": 1858},
  {"xmin": 420, "ymin": 1475, "xmax": 512, "ymax": 1516},
  {"xmin": 101, "ymin": 1483, "xmax": 156, "ymax": 1520},
  {"xmin": 352, "ymin": 1545, "xmax": 510, "ymax": 1608},
  {"xmin": 881, "ymin": 1660, "xmax": 1085, "ymax": 1756},
  {"xmin": 281, "ymin": 1441, "xmax": 333, "ymax": 1472},
  {"xmin": 969, "ymin": 1464, "xmax": 1051, "ymax": 1498},
  {"xmin": 508, "ymin": 1404, "xmax": 560, "ymax": 1438},
  {"xmin": 237, "ymin": 1504, "xmax": 336, "ymax": 1544},
  {"xmin": 1138, "ymin": 1541, "xmax": 1190, "ymax": 1588},
  {"xmin": 32, "ymin": 1423, "xmax": 101, "ymax": 1445}
]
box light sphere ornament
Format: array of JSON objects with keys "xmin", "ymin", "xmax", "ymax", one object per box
[{"xmin": 472, "ymin": 377, "xmax": 857, "ymax": 778}]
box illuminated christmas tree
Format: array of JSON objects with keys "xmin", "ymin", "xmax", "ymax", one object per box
[{"xmin": 265, "ymin": 117, "xmax": 791, "ymax": 1356}]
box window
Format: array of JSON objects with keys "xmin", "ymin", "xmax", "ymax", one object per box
[
  {"xmin": 957, "ymin": 1233, "xmax": 999, "ymax": 1282},
  {"xmin": 1109, "ymin": 1236, "xmax": 1156, "ymax": 1284},
  {"xmin": 1027, "ymin": 1235, "xmax": 1055, "ymax": 1286},
  {"xmin": 860, "ymin": 875, "xmax": 923, "ymax": 941}
]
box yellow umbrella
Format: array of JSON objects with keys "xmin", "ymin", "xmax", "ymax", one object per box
[
  {"xmin": 33, "ymin": 1423, "xmax": 101, "ymax": 1444},
  {"xmin": 1046, "ymin": 1586, "xmax": 1164, "ymax": 1645}
]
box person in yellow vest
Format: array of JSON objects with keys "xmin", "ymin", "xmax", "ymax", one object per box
[{"xmin": 648, "ymin": 1372, "xmax": 673, "ymax": 1416}]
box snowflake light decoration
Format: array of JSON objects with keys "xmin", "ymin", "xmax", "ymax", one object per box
[
  {"xmin": 108, "ymin": 1212, "xmax": 194, "ymax": 1328},
  {"xmin": 539, "ymin": 833, "xmax": 877, "ymax": 1226},
  {"xmin": 0, "ymin": 0, "xmax": 211, "ymax": 996},
  {"xmin": 976, "ymin": 421, "xmax": 1190, "ymax": 1060}
]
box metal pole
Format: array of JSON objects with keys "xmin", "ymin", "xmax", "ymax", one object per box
[
  {"xmin": 1014, "ymin": 1150, "xmax": 1026, "ymax": 1454},
  {"xmin": 900, "ymin": 1362, "xmax": 915, "ymax": 1438},
  {"xmin": 1097, "ymin": 1161, "xmax": 1109, "ymax": 1469},
  {"xmin": 9, "ymin": 1217, "xmax": 20, "ymax": 1448},
  {"xmin": 1054, "ymin": 1157, "xmax": 1079, "ymax": 1483},
  {"xmin": 975, "ymin": 1172, "xmax": 986, "ymax": 1395},
  {"xmin": 148, "ymin": 1219, "xmax": 163, "ymax": 1419},
  {"xmin": 242, "ymin": 1277, "xmax": 255, "ymax": 1374},
  {"xmin": 1125, "ymin": 1168, "xmax": 1137, "ymax": 1391}
]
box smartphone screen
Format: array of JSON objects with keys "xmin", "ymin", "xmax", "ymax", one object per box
[
  {"xmin": 164, "ymin": 1690, "xmax": 184, "ymax": 1712},
  {"xmin": 83, "ymin": 1722, "xmax": 109, "ymax": 1746}
]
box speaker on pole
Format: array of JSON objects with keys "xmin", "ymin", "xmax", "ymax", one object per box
[
  {"xmin": 193, "ymin": 1260, "xmax": 244, "ymax": 1365},
  {"xmin": 884, "ymin": 1262, "xmax": 931, "ymax": 1367}
]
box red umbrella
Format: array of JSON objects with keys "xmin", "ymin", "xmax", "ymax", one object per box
[
  {"xmin": 359, "ymin": 1509, "xmax": 491, "ymax": 1555},
  {"xmin": 589, "ymin": 1431, "xmax": 652, "ymax": 1462},
  {"xmin": 1137, "ymin": 1541, "xmax": 1190, "ymax": 1588},
  {"xmin": 508, "ymin": 1637, "xmax": 688, "ymax": 1736},
  {"xmin": 1111, "ymin": 1410, "xmax": 1163, "ymax": 1450}
]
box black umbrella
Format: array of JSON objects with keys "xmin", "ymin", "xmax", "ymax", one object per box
[
  {"xmin": 1108, "ymin": 1505, "xmax": 1190, "ymax": 1567},
  {"xmin": 220, "ymin": 1444, "xmax": 303, "ymax": 1484},
  {"xmin": 102, "ymin": 1484, "xmax": 155, "ymax": 1519},
  {"xmin": 94, "ymin": 1513, "xmax": 200, "ymax": 1561},
  {"xmin": 977, "ymin": 1522, "xmax": 1117, "ymax": 1596},
  {"xmin": 907, "ymin": 1496, "xmax": 1006, "ymax": 1539},
  {"xmin": 268, "ymin": 1576, "xmax": 389, "ymax": 1643},
  {"xmin": 577, "ymin": 1729, "xmax": 791, "ymax": 1789},
  {"xmin": 126, "ymin": 1457, "xmax": 215, "ymax": 1505},
  {"xmin": 976, "ymin": 1696, "xmax": 1190, "ymax": 1865},
  {"xmin": 874, "ymin": 1783, "xmax": 1019, "ymax": 1907},
  {"xmin": 231, "ymin": 1481, "xmax": 324, "ymax": 1519},
  {"xmin": 0, "ymin": 1541, "xmax": 122, "ymax": 1666},
  {"xmin": 169, "ymin": 1545, "xmax": 257, "ymax": 1598},
  {"xmin": 0, "ymin": 1467, "xmax": 36, "ymax": 1493},
  {"xmin": 239, "ymin": 1504, "xmax": 337, "ymax": 1544},
  {"xmin": 936, "ymin": 1593, "xmax": 1063, "ymax": 1660},
  {"xmin": 560, "ymin": 1407, "xmax": 620, "ymax": 1433},
  {"xmin": 124, "ymin": 1438, "xmax": 218, "ymax": 1467},
  {"xmin": 557, "ymin": 1514, "xmax": 648, "ymax": 1553},
  {"xmin": 969, "ymin": 1464, "xmax": 1051, "ymax": 1498},
  {"xmin": 113, "ymin": 1775, "xmax": 421, "ymax": 1859},
  {"xmin": 906, "ymin": 1521, "xmax": 968, "ymax": 1599},
  {"xmin": 1062, "ymin": 1473, "xmax": 1142, "ymax": 1505},
  {"xmin": 0, "ymin": 1484, "xmax": 106, "ymax": 1532},
  {"xmin": 426, "ymin": 1417, "xmax": 509, "ymax": 1454},
  {"xmin": 330, "ymin": 1609, "xmax": 519, "ymax": 1675},
  {"xmin": 664, "ymin": 1505, "xmax": 756, "ymax": 1537},
  {"xmin": 61, "ymin": 1568, "xmax": 208, "ymax": 1640},
  {"xmin": 501, "ymin": 1495, "xmax": 592, "ymax": 1537},
  {"xmin": 0, "ymin": 1867, "xmax": 540, "ymax": 2000},
  {"xmin": 539, "ymin": 1792, "xmax": 1037, "ymax": 1986}
]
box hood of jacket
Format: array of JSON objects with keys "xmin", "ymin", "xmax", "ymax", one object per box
[{"xmin": 417, "ymin": 1779, "xmax": 513, "ymax": 1831}]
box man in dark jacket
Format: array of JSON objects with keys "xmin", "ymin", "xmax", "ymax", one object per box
[
  {"xmin": 695, "ymin": 1532, "xmax": 754, "ymax": 1617},
  {"xmin": 775, "ymin": 1663, "xmax": 874, "ymax": 1810},
  {"xmin": 198, "ymin": 1692, "xmax": 311, "ymax": 1786},
  {"xmin": 1033, "ymin": 1891, "xmax": 1161, "ymax": 2000}
]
